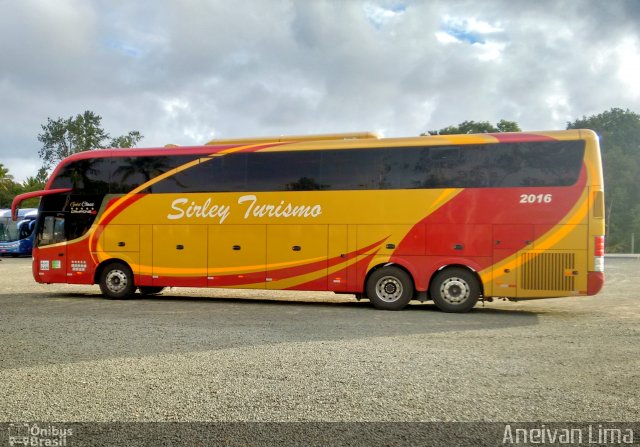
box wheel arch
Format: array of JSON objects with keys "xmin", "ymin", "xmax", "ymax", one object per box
[
  {"xmin": 363, "ymin": 261, "xmax": 417, "ymax": 298},
  {"xmin": 93, "ymin": 258, "xmax": 134, "ymax": 285},
  {"xmin": 428, "ymin": 263, "xmax": 485, "ymax": 299}
]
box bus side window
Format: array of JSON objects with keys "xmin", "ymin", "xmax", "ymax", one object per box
[
  {"xmin": 53, "ymin": 217, "xmax": 65, "ymax": 243},
  {"xmin": 17, "ymin": 221, "xmax": 29, "ymax": 240},
  {"xmin": 39, "ymin": 216, "xmax": 54, "ymax": 246},
  {"xmin": 39, "ymin": 215, "xmax": 66, "ymax": 246}
]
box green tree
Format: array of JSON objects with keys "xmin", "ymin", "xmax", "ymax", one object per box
[
  {"xmin": 18, "ymin": 175, "xmax": 46, "ymax": 207},
  {"xmin": 21, "ymin": 175, "xmax": 45, "ymax": 191},
  {"xmin": 109, "ymin": 131, "xmax": 144, "ymax": 149},
  {"xmin": 0, "ymin": 163, "xmax": 18, "ymax": 208},
  {"xmin": 424, "ymin": 119, "xmax": 521, "ymax": 136},
  {"xmin": 37, "ymin": 110, "xmax": 143, "ymax": 171},
  {"xmin": 0, "ymin": 164, "xmax": 49, "ymax": 208},
  {"xmin": 567, "ymin": 108, "xmax": 640, "ymax": 253},
  {"xmin": 0, "ymin": 163, "xmax": 14, "ymax": 192},
  {"xmin": 34, "ymin": 167, "xmax": 49, "ymax": 186},
  {"xmin": 496, "ymin": 119, "xmax": 521, "ymax": 132}
]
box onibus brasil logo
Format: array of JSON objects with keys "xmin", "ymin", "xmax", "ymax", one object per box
[{"xmin": 7, "ymin": 423, "xmax": 73, "ymax": 446}]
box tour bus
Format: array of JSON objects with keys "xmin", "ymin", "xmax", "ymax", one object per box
[
  {"xmin": 0, "ymin": 208, "xmax": 38, "ymax": 256},
  {"xmin": 11, "ymin": 130, "xmax": 604, "ymax": 312}
]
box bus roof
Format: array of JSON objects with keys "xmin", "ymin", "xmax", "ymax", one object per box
[{"xmin": 205, "ymin": 131, "xmax": 380, "ymax": 145}]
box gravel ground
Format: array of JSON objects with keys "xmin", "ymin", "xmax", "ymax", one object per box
[{"xmin": 0, "ymin": 256, "xmax": 639, "ymax": 423}]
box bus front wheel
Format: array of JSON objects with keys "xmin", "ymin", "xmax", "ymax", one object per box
[
  {"xmin": 99, "ymin": 262, "xmax": 135, "ymax": 299},
  {"xmin": 366, "ymin": 266, "xmax": 413, "ymax": 310},
  {"xmin": 430, "ymin": 267, "xmax": 480, "ymax": 313}
]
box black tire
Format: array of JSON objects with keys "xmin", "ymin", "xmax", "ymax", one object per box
[
  {"xmin": 99, "ymin": 262, "xmax": 135, "ymax": 299},
  {"xmin": 366, "ymin": 266, "xmax": 413, "ymax": 310},
  {"xmin": 430, "ymin": 267, "xmax": 480, "ymax": 313},
  {"xmin": 138, "ymin": 286, "xmax": 165, "ymax": 296}
]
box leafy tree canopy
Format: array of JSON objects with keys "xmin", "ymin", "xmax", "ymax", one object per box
[
  {"xmin": 425, "ymin": 119, "xmax": 521, "ymax": 136},
  {"xmin": 0, "ymin": 164, "xmax": 47, "ymax": 208},
  {"xmin": 37, "ymin": 110, "xmax": 143, "ymax": 172},
  {"xmin": 0, "ymin": 163, "xmax": 14, "ymax": 192},
  {"xmin": 0, "ymin": 163, "xmax": 16, "ymax": 208}
]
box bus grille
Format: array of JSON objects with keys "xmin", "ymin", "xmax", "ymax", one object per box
[{"xmin": 521, "ymin": 252, "xmax": 575, "ymax": 291}]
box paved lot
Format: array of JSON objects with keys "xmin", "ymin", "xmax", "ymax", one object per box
[{"xmin": 0, "ymin": 256, "xmax": 638, "ymax": 422}]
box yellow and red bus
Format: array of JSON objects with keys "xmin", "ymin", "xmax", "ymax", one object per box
[{"xmin": 12, "ymin": 129, "xmax": 605, "ymax": 312}]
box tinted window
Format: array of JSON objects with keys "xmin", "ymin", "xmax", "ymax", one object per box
[
  {"xmin": 321, "ymin": 150, "xmax": 382, "ymax": 189},
  {"xmin": 248, "ymin": 151, "xmax": 323, "ymax": 191},
  {"xmin": 36, "ymin": 210, "xmax": 99, "ymax": 247},
  {"xmin": 111, "ymin": 155, "xmax": 200, "ymax": 193},
  {"xmin": 39, "ymin": 194, "xmax": 69, "ymax": 212},
  {"xmin": 37, "ymin": 215, "xmax": 66, "ymax": 247},
  {"xmin": 48, "ymin": 140, "xmax": 585, "ymax": 195},
  {"xmin": 65, "ymin": 211, "xmax": 96, "ymax": 240},
  {"xmin": 425, "ymin": 141, "xmax": 584, "ymax": 188},
  {"xmin": 149, "ymin": 141, "xmax": 585, "ymax": 191},
  {"xmin": 204, "ymin": 154, "xmax": 248, "ymax": 192},
  {"xmin": 50, "ymin": 158, "xmax": 111, "ymax": 194},
  {"xmin": 149, "ymin": 154, "xmax": 249, "ymax": 193}
]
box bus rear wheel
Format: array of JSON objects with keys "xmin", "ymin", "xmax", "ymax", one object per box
[
  {"xmin": 99, "ymin": 262, "xmax": 135, "ymax": 299},
  {"xmin": 366, "ymin": 266, "xmax": 413, "ymax": 310},
  {"xmin": 139, "ymin": 286, "xmax": 165, "ymax": 296},
  {"xmin": 430, "ymin": 267, "xmax": 480, "ymax": 313}
]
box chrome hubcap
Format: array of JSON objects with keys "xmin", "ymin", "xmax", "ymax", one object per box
[
  {"xmin": 440, "ymin": 277, "xmax": 470, "ymax": 304},
  {"xmin": 375, "ymin": 276, "xmax": 403, "ymax": 302},
  {"xmin": 105, "ymin": 269, "xmax": 128, "ymax": 294}
]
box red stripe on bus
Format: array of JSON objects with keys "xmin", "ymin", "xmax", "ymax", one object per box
[
  {"xmin": 209, "ymin": 238, "xmax": 387, "ymax": 287},
  {"xmin": 488, "ymin": 133, "xmax": 556, "ymax": 143},
  {"xmin": 288, "ymin": 253, "xmax": 378, "ymax": 291}
]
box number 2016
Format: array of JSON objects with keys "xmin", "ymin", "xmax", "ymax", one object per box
[{"xmin": 520, "ymin": 194, "xmax": 552, "ymax": 204}]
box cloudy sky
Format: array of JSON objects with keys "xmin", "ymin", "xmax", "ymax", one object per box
[{"xmin": 1, "ymin": 0, "xmax": 639, "ymax": 182}]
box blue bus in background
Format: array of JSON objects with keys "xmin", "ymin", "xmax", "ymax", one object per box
[{"xmin": 0, "ymin": 208, "xmax": 38, "ymax": 257}]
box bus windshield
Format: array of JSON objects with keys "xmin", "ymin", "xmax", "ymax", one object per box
[
  {"xmin": 0, "ymin": 209, "xmax": 38, "ymax": 242},
  {"xmin": 0, "ymin": 217, "xmax": 22, "ymax": 242}
]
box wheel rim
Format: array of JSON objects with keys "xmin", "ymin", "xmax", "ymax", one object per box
[
  {"xmin": 105, "ymin": 269, "xmax": 128, "ymax": 294},
  {"xmin": 375, "ymin": 276, "xmax": 404, "ymax": 302},
  {"xmin": 439, "ymin": 277, "xmax": 470, "ymax": 305}
]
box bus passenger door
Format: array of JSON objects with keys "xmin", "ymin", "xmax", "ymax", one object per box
[
  {"xmin": 208, "ymin": 225, "xmax": 266, "ymax": 289},
  {"xmin": 35, "ymin": 214, "xmax": 68, "ymax": 283},
  {"xmin": 266, "ymin": 225, "xmax": 328, "ymax": 290}
]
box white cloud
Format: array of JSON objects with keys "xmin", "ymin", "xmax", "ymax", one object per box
[
  {"xmin": 435, "ymin": 31, "xmax": 460, "ymax": 44},
  {"xmin": 546, "ymin": 92, "xmax": 571, "ymax": 124},
  {"xmin": 616, "ymin": 38, "xmax": 640, "ymax": 98},
  {"xmin": 442, "ymin": 15, "xmax": 504, "ymax": 37},
  {"xmin": 363, "ymin": 2, "xmax": 406, "ymax": 29},
  {"xmin": 162, "ymin": 98, "xmax": 190, "ymax": 117},
  {"xmin": 474, "ymin": 41, "xmax": 508, "ymax": 61}
]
